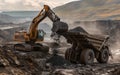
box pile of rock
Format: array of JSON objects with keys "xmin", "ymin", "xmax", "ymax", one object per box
[{"xmin": 0, "ymin": 43, "xmax": 119, "ymax": 75}]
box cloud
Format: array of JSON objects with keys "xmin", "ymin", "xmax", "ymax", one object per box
[
  {"xmin": 0, "ymin": 0, "xmax": 78, "ymax": 11},
  {"xmin": 4, "ymin": 0, "xmax": 21, "ymax": 4}
]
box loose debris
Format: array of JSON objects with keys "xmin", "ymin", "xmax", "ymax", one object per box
[{"xmin": 0, "ymin": 44, "xmax": 119, "ymax": 75}]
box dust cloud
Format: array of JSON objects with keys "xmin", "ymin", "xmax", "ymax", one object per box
[{"xmin": 74, "ymin": 21, "xmax": 102, "ymax": 34}]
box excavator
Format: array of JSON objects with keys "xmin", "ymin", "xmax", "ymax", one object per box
[{"xmin": 13, "ymin": 5, "xmax": 68, "ymax": 52}]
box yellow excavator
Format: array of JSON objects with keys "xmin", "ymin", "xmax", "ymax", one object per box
[{"xmin": 13, "ymin": 5, "xmax": 68, "ymax": 52}]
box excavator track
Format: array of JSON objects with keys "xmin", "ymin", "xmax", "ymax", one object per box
[{"xmin": 14, "ymin": 43, "xmax": 49, "ymax": 53}]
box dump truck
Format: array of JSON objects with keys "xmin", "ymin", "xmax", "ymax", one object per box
[{"xmin": 60, "ymin": 27, "xmax": 111, "ymax": 64}]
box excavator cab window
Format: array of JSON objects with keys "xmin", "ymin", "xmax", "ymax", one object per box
[{"xmin": 37, "ymin": 29, "xmax": 46, "ymax": 40}]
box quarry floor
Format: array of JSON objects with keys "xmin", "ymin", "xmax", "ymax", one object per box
[{"xmin": 0, "ymin": 42, "xmax": 119, "ymax": 75}]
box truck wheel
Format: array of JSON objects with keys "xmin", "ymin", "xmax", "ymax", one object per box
[
  {"xmin": 65, "ymin": 48, "xmax": 70, "ymax": 60},
  {"xmin": 65, "ymin": 48, "xmax": 75, "ymax": 63},
  {"xmin": 80, "ymin": 49, "xmax": 95, "ymax": 64},
  {"xmin": 97, "ymin": 47, "xmax": 109, "ymax": 63}
]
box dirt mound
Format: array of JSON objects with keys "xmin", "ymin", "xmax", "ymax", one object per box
[{"xmin": 0, "ymin": 45, "xmax": 50, "ymax": 75}]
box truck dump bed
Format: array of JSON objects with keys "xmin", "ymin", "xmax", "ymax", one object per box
[{"xmin": 63, "ymin": 31, "xmax": 109, "ymax": 51}]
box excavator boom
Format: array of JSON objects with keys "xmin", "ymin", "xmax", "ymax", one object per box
[{"xmin": 28, "ymin": 5, "xmax": 60, "ymax": 42}]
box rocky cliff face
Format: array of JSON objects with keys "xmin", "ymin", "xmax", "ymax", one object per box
[{"xmin": 0, "ymin": 13, "xmax": 16, "ymax": 23}]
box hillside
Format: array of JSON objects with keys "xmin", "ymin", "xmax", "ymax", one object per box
[
  {"xmin": 0, "ymin": 13, "xmax": 16, "ymax": 23},
  {"xmin": 54, "ymin": 0, "xmax": 120, "ymax": 21}
]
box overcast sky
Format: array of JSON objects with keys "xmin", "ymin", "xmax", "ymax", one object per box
[{"xmin": 0, "ymin": 0, "xmax": 78, "ymax": 11}]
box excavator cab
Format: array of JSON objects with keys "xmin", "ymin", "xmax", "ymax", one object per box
[{"xmin": 37, "ymin": 29, "xmax": 46, "ymax": 41}]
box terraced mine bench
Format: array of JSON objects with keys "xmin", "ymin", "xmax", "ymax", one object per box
[{"xmin": 62, "ymin": 30, "xmax": 110, "ymax": 64}]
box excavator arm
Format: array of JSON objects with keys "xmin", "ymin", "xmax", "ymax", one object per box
[{"xmin": 27, "ymin": 5, "xmax": 60, "ymax": 43}]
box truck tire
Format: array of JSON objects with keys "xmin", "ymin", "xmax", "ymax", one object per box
[
  {"xmin": 65, "ymin": 48, "xmax": 77, "ymax": 63},
  {"xmin": 80, "ymin": 49, "xmax": 95, "ymax": 64},
  {"xmin": 65, "ymin": 48, "xmax": 72, "ymax": 62},
  {"xmin": 97, "ymin": 47, "xmax": 109, "ymax": 63},
  {"xmin": 65, "ymin": 48, "xmax": 69, "ymax": 61}
]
